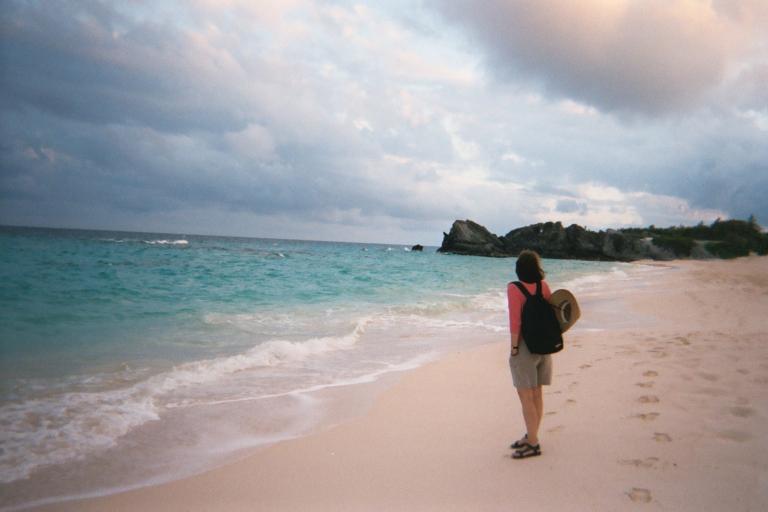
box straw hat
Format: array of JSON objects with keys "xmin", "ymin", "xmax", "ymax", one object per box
[{"xmin": 550, "ymin": 289, "xmax": 581, "ymax": 333}]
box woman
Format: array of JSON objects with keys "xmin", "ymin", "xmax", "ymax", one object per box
[{"xmin": 507, "ymin": 250, "xmax": 552, "ymax": 459}]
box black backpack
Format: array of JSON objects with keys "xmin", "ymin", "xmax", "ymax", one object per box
[{"xmin": 512, "ymin": 281, "xmax": 564, "ymax": 355}]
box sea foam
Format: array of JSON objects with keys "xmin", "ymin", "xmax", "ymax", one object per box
[
  {"xmin": 0, "ymin": 317, "xmax": 370, "ymax": 483},
  {"xmin": 143, "ymin": 239, "xmax": 189, "ymax": 245}
]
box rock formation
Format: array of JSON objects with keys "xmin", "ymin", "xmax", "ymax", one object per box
[
  {"xmin": 438, "ymin": 218, "xmax": 768, "ymax": 261},
  {"xmin": 501, "ymin": 222, "xmax": 606, "ymax": 260},
  {"xmin": 437, "ymin": 220, "xmax": 508, "ymax": 257}
]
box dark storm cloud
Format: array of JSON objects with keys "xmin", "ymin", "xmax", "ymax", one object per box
[
  {"xmin": 660, "ymin": 126, "xmax": 768, "ymax": 222},
  {"xmin": 0, "ymin": 0, "xmax": 456, "ymax": 234},
  {"xmin": 0, "ymin": 1, "xmax": 252, "ymax": 133}
]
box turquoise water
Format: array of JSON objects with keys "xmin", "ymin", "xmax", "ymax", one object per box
[
  {"xmin": 0, "ymin": 226, "xmax": 612, "ymax": 382},
  {"xmin": 0, "ymin": 226, "xmax": 628, "ymax": 504}
]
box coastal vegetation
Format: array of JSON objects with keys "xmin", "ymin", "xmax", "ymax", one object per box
[
  {"xmin": 622, "ymin": 216, "xmax": 768, "ymax": 259},
  {"xmin": 438, "ymin": 217, "xmax": 768, "ymax": 261}
]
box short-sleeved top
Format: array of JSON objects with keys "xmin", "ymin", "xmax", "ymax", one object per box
[{"xmin": 507, "ymin": 280, "xmax": 552, "ymax": 338}]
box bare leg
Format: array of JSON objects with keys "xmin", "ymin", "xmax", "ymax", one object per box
[
  {"xmin": 533, "ymin": 386, "xmax": 544, "ymax": 433},
  {"xmin": 516, "ymin": 387, "xmax": 541, "ymax": 445}
]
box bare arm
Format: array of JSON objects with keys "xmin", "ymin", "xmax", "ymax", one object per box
[{"xmin": 511, "ymin": 331, "xmax": 521, "ymax": 356}]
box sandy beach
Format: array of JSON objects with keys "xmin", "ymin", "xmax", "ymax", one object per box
[{"xmin": 22, "ymin": 257, "xmax": 768, "ymax": 511}]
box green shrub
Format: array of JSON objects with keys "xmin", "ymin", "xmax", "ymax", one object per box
[
  {"xmin": 652, "ymin": 235, "xmax": 694, "ymax": 257},
  {"xmin": 705, "ymin": 235, "xmax": 750, "ymax": 259},
  {"xmin": 758, "ymin": 235, "xmax": 768, "ymax": 256},
  {"xmin": 612, "ymin": 235, "xmax": 625, "ymax": 253}
]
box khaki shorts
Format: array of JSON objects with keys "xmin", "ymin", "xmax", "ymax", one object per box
[{"xmin": 509, "ymin": 340, "xmax": 553, "ymax": 388}]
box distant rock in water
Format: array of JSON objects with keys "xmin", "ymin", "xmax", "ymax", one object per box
[
  {"xmin": 437, "ymin": 220, "xmax": 508, "ymax": 257},
  {"xmin": 411, "ymin": 244, "xmax": 424, "ymax": 252},
  {"xmin": 438, "ymin": 218, "xmax": 768, "ymax": 261}
]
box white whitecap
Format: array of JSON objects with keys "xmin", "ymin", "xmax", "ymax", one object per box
[{"xmin": 143, "ymin": 239, "xmax": 189, "ymax": 245}]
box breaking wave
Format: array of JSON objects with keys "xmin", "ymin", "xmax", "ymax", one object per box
[{"xmin": 0, "ymin": 318, "xmax": 371, "ymax": 483}]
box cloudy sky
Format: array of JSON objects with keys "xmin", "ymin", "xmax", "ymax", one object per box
[{"xmin": 1, "ymin": 0, "xmax": 766, "ymax": 244}]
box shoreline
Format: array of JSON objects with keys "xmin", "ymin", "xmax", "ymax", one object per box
[
  {"xmin": 16, "ymin": 257, "xmax": 768, "ymax": 511},
  {"xmin": 1, "ymin": 256, "xmax": 625, "ymax": 509}
]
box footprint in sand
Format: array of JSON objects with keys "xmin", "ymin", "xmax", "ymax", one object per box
[
  {"xmin": 736, "ymin": 368, "xmax": 750, "ymax": 375},
  {"xmin": 546, "ymin": 425, "xmax": 565, "ymax": 434},
  {"xmin": 638, "ymin": 395, "xmax": 660, "ymax": 404},
  {"xmin": 729, "ymin": 406, "xmax": 755, "ymax": 418},
  {"xmin": 545, "ymin": 411, "xmax": 557, "ymax": 416},
  {"xmin": 566, "ymin": 399, "xmax": 577, "ymax": 405},
  {"xmin": 642, "ymin": 370, "xmax": 658, "ymax": 378},
  {"xmin": 632, "ymin": 412, "xmax": 660, "ymax": 422},
  {"xmin": 635, "ymin": 382, "xmax": 654, "ymax": 388},
  {"xmin": 619, "ymin": 457, "xmax": 659, "ymax": 469},
  {"xmin": 579, "ymin": 364, "xmax": 592, "ymax": 370},
  {"xmin": 653, "ymin": 432, "xmax": 672, "ymax": 442},
  {"xmin": 717, "ymin": 430, "xmax": 751, "ymax": 442},
  {"xmin": 698, "ymin": 372, "xmax": 719, "ymax": 382},
  {"xmin": 627, "ymin": 488, "xmax": 652, "ymax": 503}
]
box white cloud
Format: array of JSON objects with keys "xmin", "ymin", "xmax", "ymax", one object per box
[
  {"xmin": 225, "ymin": 124, "xmax": 276, "ymax": 161},
  {"xmin": 443, "ymin": 115, "xmax": 479, "ymax": 161},
  {"xmin": 501, "ymin": 152, "xmax": 525, "ymax": 164},
  {"xmin": 353, "ymin": 119, "xmax": 374, "ymax": 132},
  {"xmin": 2, "ymin": 0, "xmax": 766, "ymax": 244},
  {"xmin": 398, "ymin": 90, "xmax": 434, "ymax": 127},
  {"xmin": 535, "ymin": 183, "xmax": 728, "ymax": 229},
  {"xmin": 434, "ymin": 0, "xmax": 765, "ymax": 114},
  {"xmin": 739, "ymin": 109, "xmax": 768, "ymax": 131},
  {"xmin": 576, "ymin": 183, "xmax": 626, "ymax": 203},
  {"xmin": 559, "ymin": 100, "xmax": 598, "ymax": 116}
]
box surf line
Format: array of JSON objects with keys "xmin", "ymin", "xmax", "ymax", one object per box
[{"xmin": 166, "ymin": 354, "xmax": 436, "ymax": 409}]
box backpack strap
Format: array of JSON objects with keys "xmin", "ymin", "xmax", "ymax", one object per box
[
  {"xmin": 512, "ymin": 281, "xmax": 542, "ymax": 298},
  {"xmin": 512, "ymin": 281, "xmax": 531, "ymax": 299}
]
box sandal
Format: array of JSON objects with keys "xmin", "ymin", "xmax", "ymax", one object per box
[
  {"xmin": 512, "ymin": 442, "xmax": 541, "ymax": 459},
  {"xmin": 510, "ymin": 433, "xmax": 528, "ymax": 449}
]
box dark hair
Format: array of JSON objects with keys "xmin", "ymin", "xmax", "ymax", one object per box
[{"xmin": 516, "ymin": 250, "xmax": 545, "ymax": 283}]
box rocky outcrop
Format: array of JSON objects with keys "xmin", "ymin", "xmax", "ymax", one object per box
[
  {"xmin": 438, "ymin": 220, "xmax": 636, "ymax": 260},
  {"xmin": 499, "ymin": 222, "xmax": 654, "ymax": 261},
  {"xmin": 437, "ymin": 219, "xmax": 733, "ymax": 261},
  {"xmin": 437, "ymin": 220, "xmax": 508, "ymax": 257},
  {"xmin": 411, "ymin": 244, "xmax": 424, "ymax": 252},
  {"xmin": 501, "ymin": 222, "xmax": 606, "ymax": 260}
]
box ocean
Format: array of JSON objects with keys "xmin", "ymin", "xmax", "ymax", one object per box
[{"xmin": 0, "ymin": 225, "xmax": 637, "ymax": 508}]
